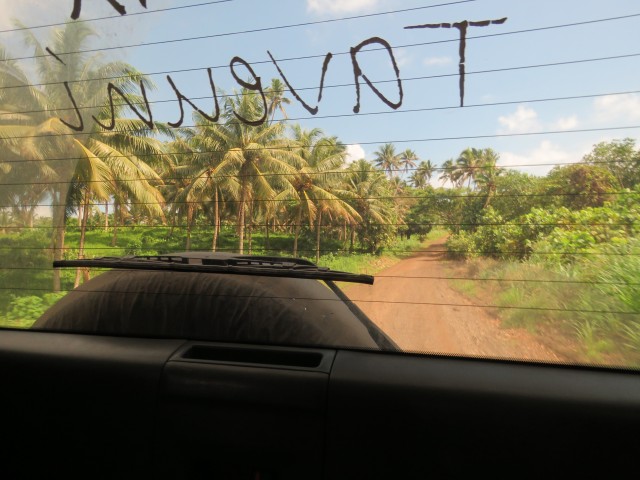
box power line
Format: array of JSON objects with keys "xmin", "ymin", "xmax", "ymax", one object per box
[
  {"xmin": 1, "ymin": 95, "xmax": 638, "ymax": 141},
  {"xmin": 0, "ymin": 9, "xmax": 636, "ymax": 89},
  {"xmin": 2, "ymin": 155, "xmax": 639, "ymax": 186},
  {"xmin": 2, "ymin": 222, "xmax": 637, "ymax": 229},
  {"xmin": 0, "ymin": 1, "xmax": 476, "ymax": 63},
  {"xmin": 2, "ymin": 189, "xmax": 637, "ymax": 209},
  {"xmin": 0, "ymin": 284, "xmax": 636, "ymax": 316},
  {"xmin": 0, "ymin": 1, "xmax": 233, "ymax": 34},
  {"xmin": 0, "ymin": 260, "xmax": 640, "ymax": 287},
  {"xmin": 0, "ymin": 250, "xmax": 637, "ymax": 263},
  {"xmin": 1, "ymin": 53, "xmax": 637, "ymax": 120}
]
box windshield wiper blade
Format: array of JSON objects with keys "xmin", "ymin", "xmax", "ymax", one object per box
[{"xmin": 54, "ymin": 254, "xmax": 374, "ymax": 285}]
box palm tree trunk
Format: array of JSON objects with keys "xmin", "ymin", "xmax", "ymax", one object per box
[
  {"xmin": 293, "ymin": 206, "xmax": 302, "ymax": 256},
  {"xmin": 74, "ymin": 190, "xmax": 91, "ymax": 288},
  {"xmin": 211, "ymin": 188, "xmax": 219, "ymax": 252},
  {"xmin": 104, "ymin": 201, "xmax": 109, "ymax": 231},
  {"xmin": 265, "ymin": 216, "xmax": 270, "ymax": 251},
  {"xmin": 315, "ymin": 210, "xmax": 322, "ymax": 264},
  {"xmin": 247, "ymin": 201, "xmax": 254, "ymax": 254},
  {"xmin": 51, "ymin": 194, "xmax": 66, "ymax": 292},
  {"xmin": 238, "ymin": 182, "xmax": 247, "ymax": 254},
  {"xmin": 350, "ymin": 223, "xmax": 355, "ymax": 252},
  {"xmin": 186, "ymin": 205, "xmax": 193, "ymax": 251},
  {"xmin": 111, "ymin": 201, "xmax": 119, "ymax": 247}
]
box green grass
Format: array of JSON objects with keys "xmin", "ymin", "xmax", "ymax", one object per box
[
  {"xmin": 0, "ymin": 226, "xmax": 446, "ymax": 326},
  {"xmin": 446, "ymin": 253, "xmax": 640, "ymax": 366}
]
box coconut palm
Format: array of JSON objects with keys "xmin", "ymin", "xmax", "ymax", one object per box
[
  {"xmin": 399, "ymin": 148, "xmax": 419, "ymax": 174},
  {"xmin": 439, "ymin": 158, "xmax": 462, "ymax": 187},
  {"xmin": 0, "ymin": 22, "xmax": 168, "ymax": 289},
  {"xmin": 475, "ymin": 148, "xmax": 504, "ymax": 208},
  {"xmin": 411, "ymin": 160, "xmax": 435, "ymax": 188},
  {"xmin": 374, "ymin": 143, "xmax": 401, "ymax": 178},
  {"xmin": 265, "ymin": 78, "xmax": 291, "ymax": 125},
  {"xmin": 343, "ymin": 159, "xmax": 396, "ymax": 253},
  {"xmin": 456, "ymin": 147, "xmax": 485, "ymax": 189},
  {"xmin": 283, "ymin": 125, "xmax": 360, "ymax": 260},
  {"xmin": 192, "ymin": 88, "xmax": 302, "ymax": 253}
]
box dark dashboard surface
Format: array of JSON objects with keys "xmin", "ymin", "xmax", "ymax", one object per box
[{"xmin": 2, "ymin": 329, "xmax": 639, "ymax": 479}]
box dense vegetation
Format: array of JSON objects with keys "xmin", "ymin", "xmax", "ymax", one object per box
[
  {"xmin": 1, "ymin": 24, "xmax": 639, "ymax": 362},
  {"xmin": 419, "ymin": 139, "xmax": 640, "ymax": 362}
]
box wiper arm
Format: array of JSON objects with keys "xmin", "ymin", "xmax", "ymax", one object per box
[{"xmin": 54, "ymin": 254, "xmax": 374, "ymax": 285}]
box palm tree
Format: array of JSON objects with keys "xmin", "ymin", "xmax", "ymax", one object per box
[
  {"xmin": 411, "ymin": 160, "xmax": 435, "ymax": 188},
  {"xmin": 192, "ymin": 88, "xmax": 302, "ymax": 253},
  {"xmin": 284, "ymin": 125, "xmax": 359, "ymax": 260},
  {"xmin": 0, "ymin": 22, "xmax": 168, "ymax": 289},
  {"xmin": 456, "ymin": 147, "xmax": 484, "ymax": 189},
  {"xmin": 439, "ymin": 158, "xmax": 462, "ymax": 186},
  {"xmin": 265, "ymin": 78, "xmax": 291, "ymax": 125},
  {"xmin": 399, "ymin": 149, "xmax": 419, "ymax": 174},
  {"xmin": 374, "ymin": 143, "xmax": 401, "ymax": 178},
  {"xmin": 344, "ymin": 159, "xmax": 396, "ymax": 253},
  {"xmin": 475, "ymin": 148, "xmax": 503, "ymax": 208}
]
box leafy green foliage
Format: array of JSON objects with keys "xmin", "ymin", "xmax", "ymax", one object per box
[
  {"xmin": 583, "ymin": 138, "xmax": 640, "ymax": 188},
  {"xmin": 542, "ymin": 164, "xmax": 620, "ymax": 210},
  {"xmin": 1, "ymin": 292, "xmax": 65, "ymax": 328}
]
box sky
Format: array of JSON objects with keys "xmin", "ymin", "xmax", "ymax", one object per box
[{"xmin": 1, "ymin": 0, "xmax": 639, "ymax": 183}]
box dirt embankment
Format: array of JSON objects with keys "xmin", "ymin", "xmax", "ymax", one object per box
[{"xmin": 346, "ymin": 239, "xmax": 563, "ymax": 362}]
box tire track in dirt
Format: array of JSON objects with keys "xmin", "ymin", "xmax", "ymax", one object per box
[{"xmin": 347, "ymin": 239, "xmax": 563, "ymax": 362}]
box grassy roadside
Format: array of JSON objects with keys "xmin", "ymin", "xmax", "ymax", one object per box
[
  {"xmin": 0, "ymin": 228, "xmax": 447, "ymax": 328},
  {"xmin": 317, "ymin": 228, "xmax": 448, "ymax": 277},
  {"xmin": 331, "ymin": 229, "xmax": 448, "ymax": 293},
  {"xmin": 444, "ymin": 257, "xmax": 640, "ymax": 366}
]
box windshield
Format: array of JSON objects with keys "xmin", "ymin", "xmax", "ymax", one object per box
[{"xmin": 0, "ymin": 0, "xmax": 638, "ymax": 367}]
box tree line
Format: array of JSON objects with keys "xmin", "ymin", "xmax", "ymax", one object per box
[{"xmin": 1, "ymin": 23, "xmax": 639, "ymax": 292}]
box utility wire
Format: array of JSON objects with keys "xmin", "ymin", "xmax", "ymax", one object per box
[
  {"xmin": 0, "ymin": 285, "xmax": 636, "ymax": 316},
  {"xmin": 2, "ymin": 189, "xmax": 638, "ymax": 209},
  {"xmin": 2, "ymin": 222, "xmax": 637, "ymax": 229},
  {"xmin": 0, "ymin": 1, "xmax": 476, "ymax": 63},
  {"xmin": 5, "ymin": 156, "xmax": 640, "ymax": 184},
  {"xmin": 0, "ymin": 8, "xmax": 635, "ymax": 88},
  {"xmin": 1, "ymin": 265, "xmax": 636, "ymax": 286},
  {"xmin": 0, "ymin": 1, "xmax": 233, "ymax": 34}
]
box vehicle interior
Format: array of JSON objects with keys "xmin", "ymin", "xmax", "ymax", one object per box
[{"xmin": 1, "ymin": 1, "xmax": 639, "ymax": 479}]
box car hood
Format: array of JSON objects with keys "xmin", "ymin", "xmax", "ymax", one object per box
[{"xmin": 33, "ymin": 269, "xmax": 380, "ymax": 349}]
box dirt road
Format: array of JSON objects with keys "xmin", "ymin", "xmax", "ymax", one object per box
[{"xmin": 346, "ymin": 239, "xmax": 562, "ymax": 362}]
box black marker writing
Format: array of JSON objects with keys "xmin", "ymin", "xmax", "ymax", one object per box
[
  {"xmin": 60, "ymin": 83, "xmax": 85, "ymax": 132},
  {"xmin": 45, "ymin": 47, "xmax": 66, "ymax": 65},
  {"xmin": 229, "ymin": 56, "xmax": 267, "ymax": 127},
  {"xmin": 268, "ymin": 51, "xmax": 333, "ymax": 116},
  {"xmin": 167, "ymin": 68, "xmax": 220, "ymax": 128},
  {"xmin": 71, "ymin": 0, "xmax": 148, "ymax": 20},
  {"xmin": 405, "ymin": 17, "xmax": 507, "ymax": 107},
  {"xmin": 48, "ymin": 47, "xmax": 84, "ymax": 131},
  {"xmin": 92, "ymin": 81, "xmax": 154, "ymax": 131},
  {"xmin": 350, "ymin": 37, "xmax": 403, "ymax": 114}
]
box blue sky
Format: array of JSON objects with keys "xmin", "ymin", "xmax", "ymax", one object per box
[{"xmin": 1, "ymin": 0, "xmax": 639, "ymax": 181}]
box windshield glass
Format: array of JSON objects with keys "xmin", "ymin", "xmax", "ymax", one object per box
[{"xmin": 0, "ymin": 0, "xmax": 639, "ymax": 367}]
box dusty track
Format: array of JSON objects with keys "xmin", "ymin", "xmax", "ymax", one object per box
[{"xmin": 346, "ymin": 239, "xmax": 562, "ymax": 362}]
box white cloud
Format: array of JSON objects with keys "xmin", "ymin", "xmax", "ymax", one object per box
[
  {"xmin": 393, "ymin": 48, "xmax": 412, "ymax": 68},
  {"xmin": 345, "ymin": 144, "xmax": 366, "ymax": 164},
  {"xmin": 423, "ymin": 56, "xmax": 452, "ymax": 67},
  {"xmin": 499, "ymin": 140, "xmax": 584, "ymax": 176},
  {"xmin": 551, "ymin": 115, "xmax": 578, "ymax": 130},
  {"xmin": 307, "ymin": 0, "xmax": 379, "ymax": 15},
  {"xmin": 497, "ymin": 105, "xmax": 541, "ymax": 134},
  {"xmin": 593, "ymin": 94, "xmax": 640, "ymax": 123}
]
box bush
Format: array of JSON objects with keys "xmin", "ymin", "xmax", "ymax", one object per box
[
  {"xmin": 446, "ymin": 231, "xmax": 477, "ymax": 260},
  {"xmin": 2, "ymin": 292, "xmax": 65, "ymax": 328}
]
